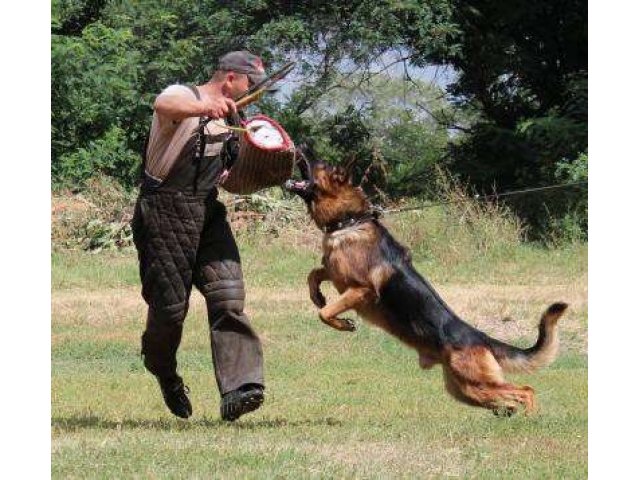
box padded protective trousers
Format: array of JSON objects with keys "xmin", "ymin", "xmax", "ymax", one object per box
[{"xmin": 131, "ymin": 191, "xmax": 264, "ymax": 394}]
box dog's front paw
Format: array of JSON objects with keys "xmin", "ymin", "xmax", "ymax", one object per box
[
  {"xmin": 337, "ymin": 317, "xmax": 357, "ymax": 332},
  {"xmin": 310, "ymin": 290, "xmax": 327, "ymax": 308},
  {"xmin": 492, "ymin": 406, "xmax": 517, "ymax": 418}
]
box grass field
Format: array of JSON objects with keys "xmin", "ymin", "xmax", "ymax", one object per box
[{"xmin": 52, "ymin": 238, "xmax": 587, "ymax": 478}]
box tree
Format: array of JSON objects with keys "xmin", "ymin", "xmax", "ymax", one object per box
[
  {"xmin": 52, "ymin": 0, "xmax": 459, "ymax": 189},
  {"xmin": 51, "ymin": 0, "xmax": 587, "ymax": 238},
  {"xmin": 306, "ymin": 74, "xmax": 456, "ymax": 198},
  {"xmin": 416, "ymin": 0, "xmax": 588, "ymax": 235}
]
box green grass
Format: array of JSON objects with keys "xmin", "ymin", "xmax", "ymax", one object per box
[
  {"xmin": 52, "ymin": 239, "xmax": 587, "ymax": 290},
  {"xmin": 52, "ymin": 241, "xmax": 587, "ymax": 478}
]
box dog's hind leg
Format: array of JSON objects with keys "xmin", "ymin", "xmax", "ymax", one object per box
[
  {"xmin": 418, "ymin": 352, "xmax": 439, "ymax": 370},
  {"xmin": 318, "ymin": 287, "xmax": 374, "ymax": 332},
  {"xmin": 443, "ymin": 347, "xmax": 536, "ymax": 415}
]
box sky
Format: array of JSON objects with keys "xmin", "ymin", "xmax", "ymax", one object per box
[{"xmin": 273, "ymin": 51, "xmax": 459, "ymax": 103}]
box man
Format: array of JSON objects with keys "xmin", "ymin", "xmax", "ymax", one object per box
[{"xmin": 131, "ymin": 51, "xmax": 267, "ymax": 421}]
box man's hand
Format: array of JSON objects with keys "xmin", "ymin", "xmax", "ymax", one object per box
[
  {"xmin": 200, "ymin": 96, "xmax": 237, "ymax": 120},
  {"xmin": 154, "ymin": 88, "xmax": 237, "ymax": 122}
]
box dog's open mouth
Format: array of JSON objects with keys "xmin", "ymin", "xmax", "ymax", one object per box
[
  {"xmin": 284, "ymin": 143, "xmax": 316, "ymax": 200},
  {"xmin": 284, "ymin": 179, "xmax": 311, "ymax": 195}
]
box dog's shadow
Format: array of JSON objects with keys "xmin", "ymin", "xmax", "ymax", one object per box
[{"xmin": 51, "ymin": 414, "xmax": 343, "ymax": 432}]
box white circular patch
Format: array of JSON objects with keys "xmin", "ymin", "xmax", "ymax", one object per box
[{"xmin": 246, "ymin": 119, "xmax": 284, "ymax": 148}]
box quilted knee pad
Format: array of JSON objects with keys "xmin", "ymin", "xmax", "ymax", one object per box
[
  {"xmin": 202, "ymin": 278, "xmax": 245, "ymax": 315},
  {"xmin": 149, "ymin": 301, "xmax": 189, "ymax": 326}
]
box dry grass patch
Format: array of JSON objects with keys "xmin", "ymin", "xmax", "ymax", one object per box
[
  {"xmin": 299, "ymin": 439, "xmax": 464, "ymax": 478},
  {"xmin": 52, "ymin": 287, "xmax": 144, "ymax": 327},
  {"xmin": 52, "ymin": 276, "xmax": 587, "ymax": 353},
  {"xmin": 437, "ymin": 281, "xmax": 587, "ymax": 353}
]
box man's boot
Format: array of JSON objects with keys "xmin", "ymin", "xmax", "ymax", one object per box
[
  {"xmin": 220, "ymin": 383, "xmax": 264, "ymax": 421},
  {"xmin": 157, "ymin": 375, "xmax": 192, "ymax": 419}
]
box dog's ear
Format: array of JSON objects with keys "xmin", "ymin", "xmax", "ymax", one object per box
[
  {"xmin": 297, "ymin": 140, "xmax": 318, "ymax": 162},
  {"xmin": 294, "ymin": 145, "xmax": 308, "ymax": 164},
  {"xmin": 295, "ymin": 140, "xmax": 317, "ymax": 180},
  {"xmin": 344, "ymin": 154, "xmax": 357, "ymax": 174},
  {"xmin": 343, "ymin": 154, "xmax": 358, "ymax": 184}
]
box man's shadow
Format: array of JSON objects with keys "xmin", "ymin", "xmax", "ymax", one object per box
[{"xmin": 52, "ymin": 414, "xmax": 343, "ymax": 432}]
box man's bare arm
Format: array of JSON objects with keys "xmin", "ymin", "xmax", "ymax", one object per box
[{"xmin": 154, "ymin": 92, "xmax": 237, "ymax": 122}]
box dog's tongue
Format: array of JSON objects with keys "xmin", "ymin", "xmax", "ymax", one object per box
[{"xmin": 284, "ymin": 179, "xmax": 308, "ymax": 190}]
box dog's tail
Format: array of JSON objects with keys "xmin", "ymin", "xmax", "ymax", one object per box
[{"xmin": 487, "ymin": 302, "xmax": 568, "ymax": 373}]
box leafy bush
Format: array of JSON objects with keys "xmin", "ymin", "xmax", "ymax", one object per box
[
  {"xmin": 52, "ymin": 177, "xmax": 136, "ymax": 251},
  {"xmin": 547, "ymin": 151, "xmax": 588, "ymax": 244},
  {"xmin": 556, "ymin": 151, "xmax": 588, "ymax": 183},
  {"xmin": 79, "ymin": 219, "xmax": 133, "ymax": 252},
  {"xmin": 52, "ymin": 21, "xmax": 142, "ymax": 183},
  {"xmin": 55, "ymin": 126, "xmax": 141, "ymax": 189}
]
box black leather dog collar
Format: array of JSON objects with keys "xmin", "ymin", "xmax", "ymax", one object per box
[{"xmin": 323, "ymin": 211, "xmax": 380, "ymax": 234}]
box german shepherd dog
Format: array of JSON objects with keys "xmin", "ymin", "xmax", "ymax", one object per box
[{"xmin": 284, "ymin": 145, "xmax": 568, "ymax": 415}]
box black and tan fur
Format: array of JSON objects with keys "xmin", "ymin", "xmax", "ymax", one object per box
[{"xmin": 285, "ymin": 146, "xmax": 568, "ymax": 415}]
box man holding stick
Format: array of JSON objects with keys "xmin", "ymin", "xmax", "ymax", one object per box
[{"xmin": 131, "ymin": 51, "xmax": 269, "ymax": 421}]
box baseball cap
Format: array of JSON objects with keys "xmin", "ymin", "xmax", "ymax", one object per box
[{"xmin": 218, "ymin": 51, "xmax": 268, "ymax": 87}]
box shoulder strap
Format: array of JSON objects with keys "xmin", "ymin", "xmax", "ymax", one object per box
[
  {"xmin": 184, "ymin": 84, "xmax": 200, "ymax": 100},
  {"xmin": 139, "ymin": 132, "xmax": 150, "ymax": 185},
  {"xmin": 184, "ymin": 84, "xmax": 207, "ymax": 194}
]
